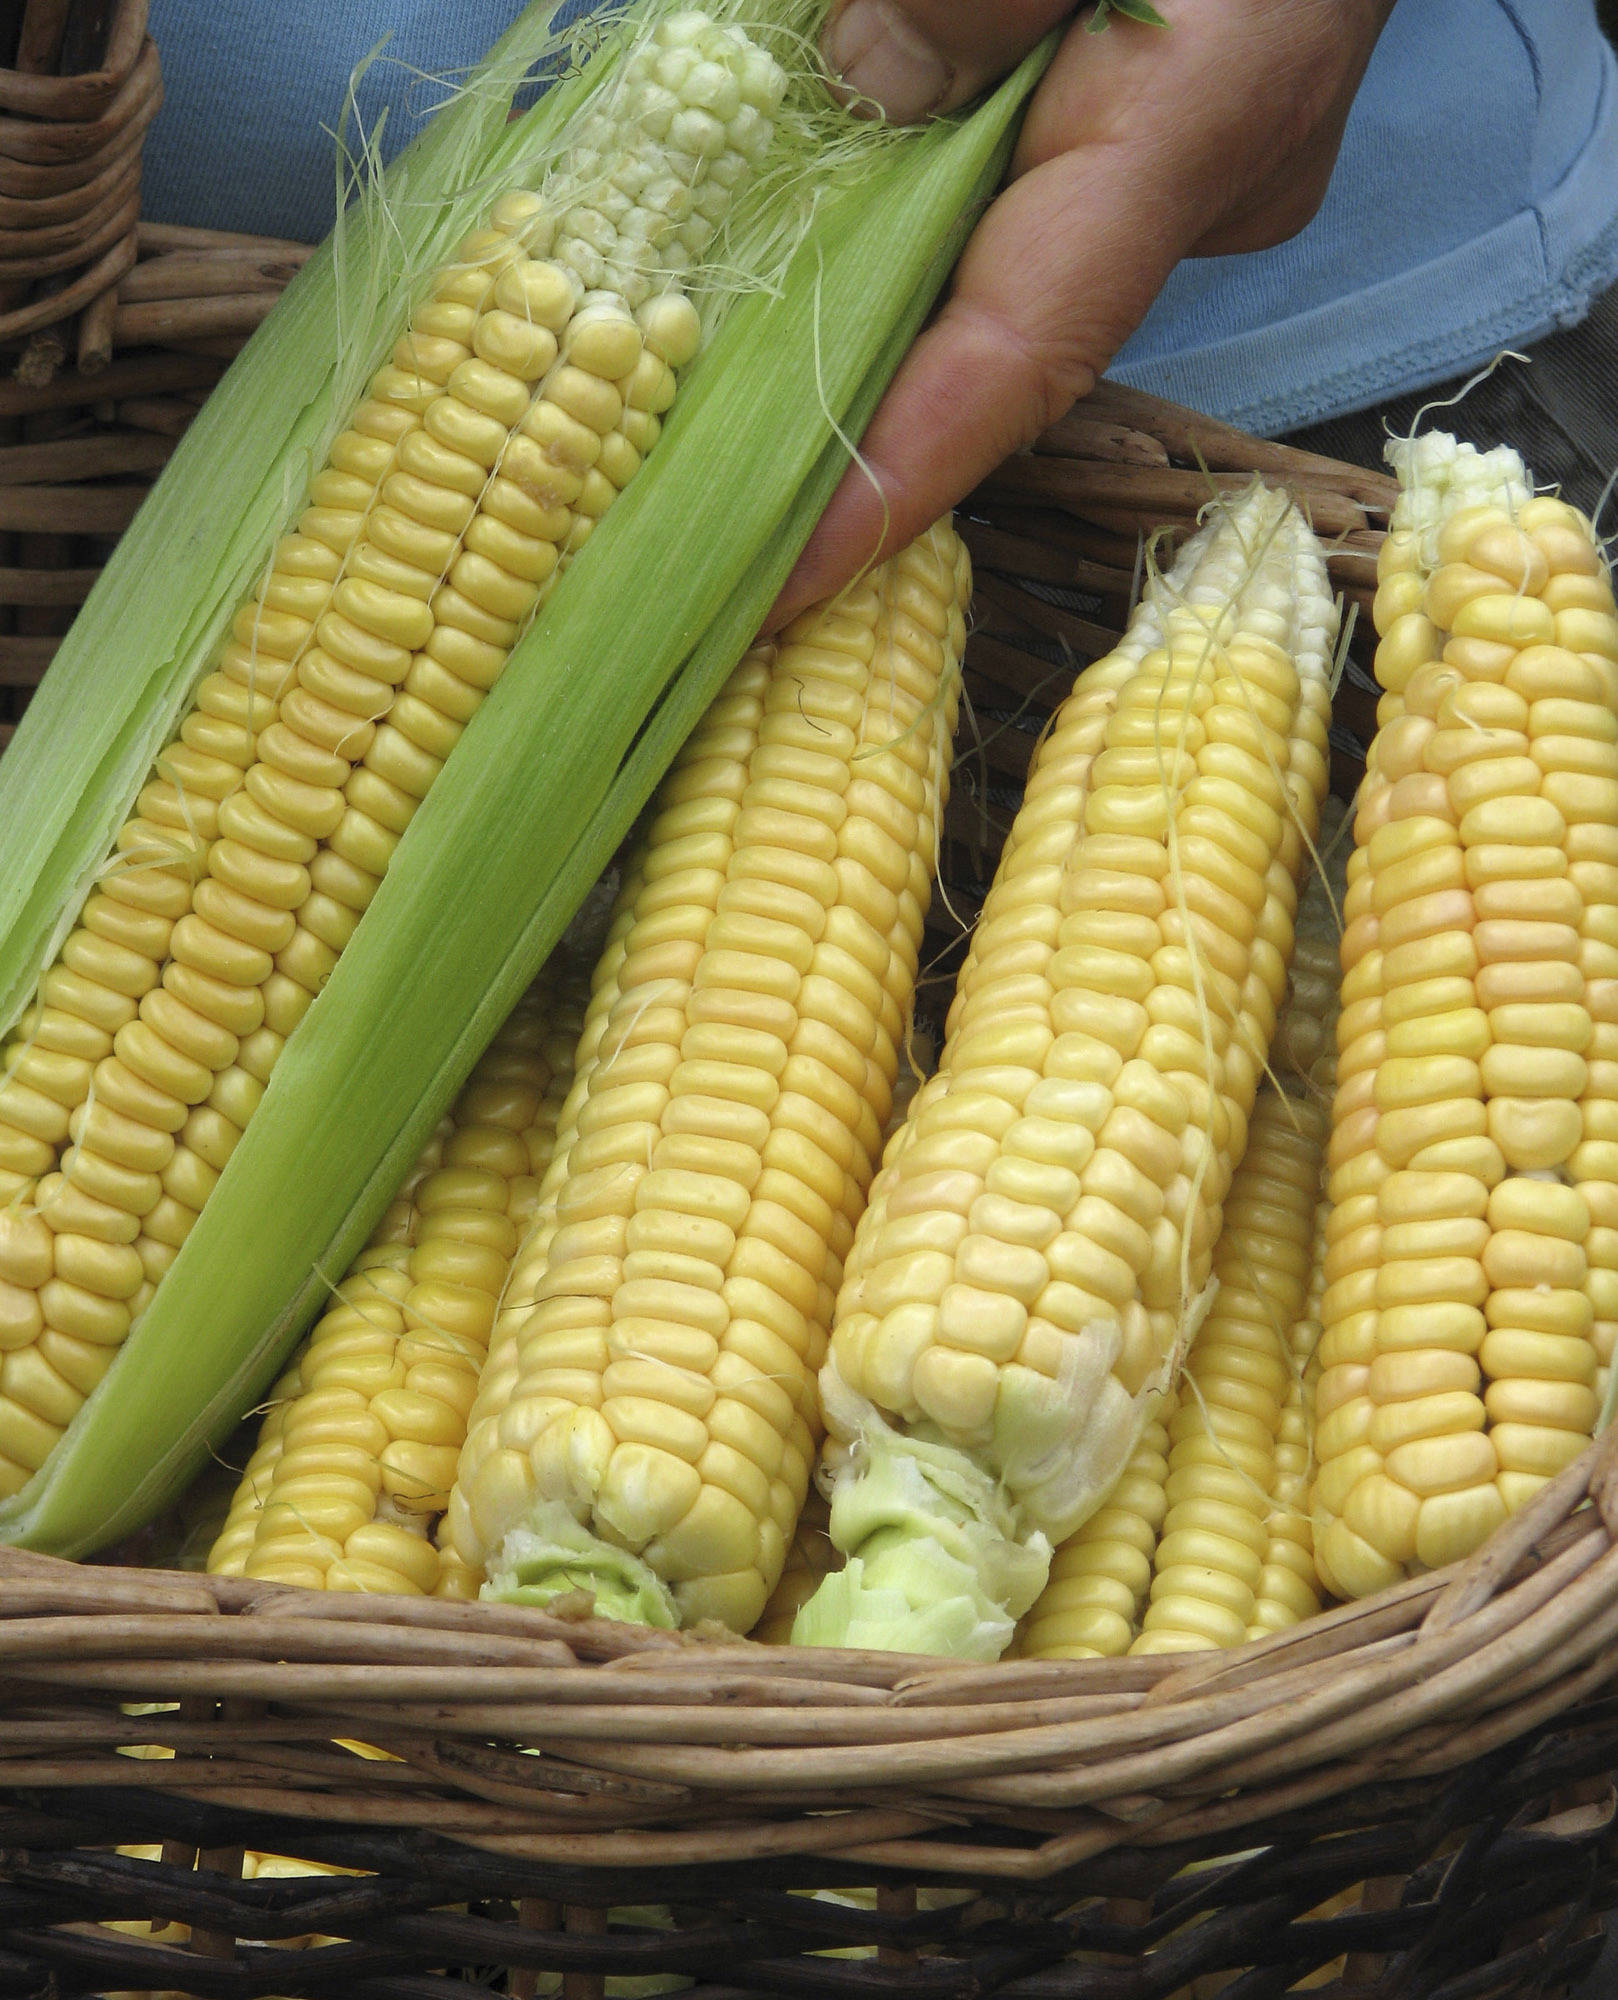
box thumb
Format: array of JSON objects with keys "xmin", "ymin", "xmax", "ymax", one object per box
[{"xmin": 821, "ymin": 0, "xmax": 1077, "ymax": 122}]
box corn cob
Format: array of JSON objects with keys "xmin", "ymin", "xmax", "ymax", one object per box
[
  {"xmin": 793, "ymin": 484, "xmax": 1337, "ymax": 1659},
  {"xmin": 1249, "ymin": 1164, "xmax": 1329, "ymax": 1637},
  {"xmin": 440, "ymin": 522, "xmax": 969, "ymax": 1634},
  {"xmin": 1130, "ymin": 1088, "xmax": 1326, "ymax": 1652},
  {"xmin": 0, "ymin": 9, "xmax": 1047, "ymax": 1562},
  {"xmin": 0, "ymin": 18, "xmax": 782, "ymax": 1512},
  {"xmin": 206, "ymin": 977, "xmax": 582, "ymax": 1593},
  {"xmin": 1023, "ymin": 847, "xmax": 1343, "ymax": 1666},
  {"xmin": 1313, "ymin": 431, "xmax": 1618, "ymax": 1598}
]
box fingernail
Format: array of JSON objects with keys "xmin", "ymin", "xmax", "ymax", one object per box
[{"xmin": 822, "ymin": 0, "xmax": 953, "ymax": 123}]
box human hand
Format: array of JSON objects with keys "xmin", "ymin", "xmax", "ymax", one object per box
[{"xmin": 767, "ymin": 0, "xmax": 1395, "ymax": 628}]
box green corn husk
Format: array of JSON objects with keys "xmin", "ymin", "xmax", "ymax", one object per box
[{"xmin": 0, "ymin": 1, "xmax": 1052, "ymax": 1554}]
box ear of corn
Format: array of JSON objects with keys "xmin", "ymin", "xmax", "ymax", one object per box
[
  {"xmin": 442, "ymin": 522, "xmax": 969, "ymax": 1636},
  {"xmin": 1248, "ymin": 1164, "xmax": 1329, "ymax": 1638},
  {"xmin": 794, "ymin": 485, "xmax": 1338, "ymax": 1659},
  {"xmin": 1020, "ymin": 825, "xmax": 1345, "ymax": 1662},
  {"xmin": 1128, "ymin": 1088, "xmax": 1327, "ymax": 1653},
  {"xmin": 206, "ymin": 971, "xmax": 584, "ymax": 1593},
  {"xmin": 1312, "ymin": 431, "xmax": 1618, "ymax": 1597},
  {"xmin": 0, "ymin": 8, "xmax": 1051, "ymax": 1558},
  {"xmin": 0, "ymin": 19, "xmax": 780, "ymax": 1508}
]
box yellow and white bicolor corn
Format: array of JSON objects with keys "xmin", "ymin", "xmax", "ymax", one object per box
[
  {"xmin": 440, "ymin": 522, "xmax": 969, "ymax": 1635},
  {"xmin": 0, "ymin": 18, "xmax": 775, "ymax": 1513},
  {"xmin": 794, "ymin": 484, "xmax": 1338, "ymax": 1658},
  {"xmin": 207, "ymin": 974, "xmax": 583, "ymax": 1593},
  {"xmin": 1020, "ymin": 829, "xmax": 1344, "ymax": 1663},
  {"xmin": 1312, "ymin": 431, "xmax": 1618, "ymax": 1597},
  {"xmin": 0, "ymin": 3, "xmax": 1050, "ymax": 1557}
]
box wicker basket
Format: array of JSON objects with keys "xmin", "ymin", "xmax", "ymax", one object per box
[
  {"xmin": 0, "ymin": 0, "xmax": 162, "ymax": 364},
  {"xmin": 0, "ymin": 220, "xmax": 311, "ymax": 757},
  {"xmin": 0, "ymin": 0, "xmax": 313, "ymax": 758},
  {"xmin": 1, "ymin": 385, "xmax": 1614, "ymax": 2000}
]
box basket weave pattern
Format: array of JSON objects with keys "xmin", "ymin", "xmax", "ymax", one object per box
[
  {"xmin": 0, "ymin": 0, "xmax": 160, "ymax": 355},
  {"xmin": 0, "ymin": 387, "xmax": 1614, "ymax": 1997}
]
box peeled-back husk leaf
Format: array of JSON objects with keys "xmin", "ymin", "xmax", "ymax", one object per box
[
  {"xmin": 0, "ymin": 6, "xmax": 614, "ymax": 1042},
  {"xmin": 0, "ymin": 23, "xmax": 1051, "ymax": 1554}
]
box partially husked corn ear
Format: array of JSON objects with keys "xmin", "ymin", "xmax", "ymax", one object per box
[
  {"xmin": 442, "ymin": 522, "xmax": 969, "ymax": 1634},
  {"xmin": 0, "ymin": 17, "xmax": 785, "ymax": 1510},
  {"xmin": 1130, "ymin": 1088, "xmax": 1326, "ymax": 1652},
  {"xmin": 0, "ymin": 8, "xmax": 1052, "ymax": 1564},
  {"xmin": 1313, "ymin": 431, "xmax": 1618, "ymax": 1598},
  {"xmin": 752, "ymin": 1485, "xmax": 838, "ymax": 1642},
  {"xmin": 794, "ymin": 484, "xmax": 1337, "ymax": 1659},
  {"xmin": 206, "ymin": 978, "xmax": 581, "ymax": 1592}
]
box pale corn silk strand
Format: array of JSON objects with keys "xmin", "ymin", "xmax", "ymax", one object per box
[
  {"xmin": 794, "ymin": 483, "xmax": 1338, "ymax": 1662},
  {"xmin": 439, "ymin": 522, "xmax": 970, "ymax": 1636},
  {"xmin": 0, "ymin": 2, "xmax": 903, "ymax": 1504},
  {"xmin": 1312, "ymin": 430, "xmax": 1618, "ymax": 1597},
  {"xmin": 206, "ymin": 973, "xmax": 585, "ymax": 1595},
  {"xmin": 1019, "ymin": 821, "xmax": 1347, "ymax": 1662}
]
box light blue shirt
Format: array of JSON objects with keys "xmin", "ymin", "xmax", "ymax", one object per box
[
  {"xmin": 142, "ymin": 1, "xmax": 1618, "ymax": 436},
  {"xmin": 1109, "ymin": 0, "xmax": 1618, "ymax": 431}
]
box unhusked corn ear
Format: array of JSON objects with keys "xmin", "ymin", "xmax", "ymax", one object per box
[
  {"xmin": 752, "ymin": 1486, "xmax": 838, "ymax": 1643},
  {"xmin": 207, "ymin": 977, "xmax": 581, "ymax": 1593},
  {"xmin": 1313, "ymin": 431, "xmax": 1618, "ymax": 1598},
  {"xmin": 443, "ymin": 521, "xmax": 969, "ymax": 1635},
  {"xmin": 1130, "ymin": 1088, "xmax": 1326, "ymax": 1652},
  {"xmin": 795, "ymin": 483, "xmax": 1338, "ymax": 1660},
  {"xmin": 0, "ymin": 16, "xmax": 787, "ymax": 1513}
]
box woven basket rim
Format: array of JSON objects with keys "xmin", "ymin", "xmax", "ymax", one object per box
[
  {"xmin": 0, "ymin": 0, "xmax": 149, "ymax": 123},
  {"xmin": 4, "ymin": 1357, "xmax": 1615, "ymax": 1879}
]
